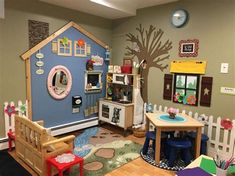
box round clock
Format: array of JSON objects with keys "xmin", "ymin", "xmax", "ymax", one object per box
[{"xmin": 171, "ymin": 9, "xmax": 188, "ymax": 28}]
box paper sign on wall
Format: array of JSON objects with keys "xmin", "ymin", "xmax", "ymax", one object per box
[
  {"xmin": 220, "ymin": 87, "xmax": 235, "ymax": 95},
  {"xmin": 170, "ymin": 60, "xmax": 207, "ymax": 74}
]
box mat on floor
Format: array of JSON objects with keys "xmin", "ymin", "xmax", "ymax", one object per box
[
  {"xmin": 71, "ymin": 127, "xmax": 142, "ymax": 176},
  {"xmin": 0, "ymin": 150, "xmax": 31, "ymax": 176}
]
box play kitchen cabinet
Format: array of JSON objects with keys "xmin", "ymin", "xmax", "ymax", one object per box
[
  {"xmin": 99, "ymin": 73, "xmax": 139, "ymax": 135},
  {"xmin": 99, "ymin": 99, "xmax": 133, "ymax": 136},
  {"xmin": 106, "ymin": 73, "xmax": 138, "ymax": 103}
]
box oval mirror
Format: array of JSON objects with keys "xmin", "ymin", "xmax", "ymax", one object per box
[{"xmin": 47, "ymin": 65, "xmax": 72, "ymax": 99}]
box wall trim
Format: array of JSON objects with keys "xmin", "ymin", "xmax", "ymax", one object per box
[
  {"xmin": 51, "ymin": 117, "xmax": 98, "ymax": 136},
  {"xmin": 0, "ymin": 137, "xmax": 9, "ymax": 150}
]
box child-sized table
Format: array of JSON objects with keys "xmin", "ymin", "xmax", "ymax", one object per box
[{"xmin": 47, "ymin": 151, "xmax": 83, "ymax": 176}]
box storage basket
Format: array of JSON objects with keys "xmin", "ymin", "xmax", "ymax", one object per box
[{"xmin": 133, "ymin": 128, "xmax": 146, "ymax": 138}]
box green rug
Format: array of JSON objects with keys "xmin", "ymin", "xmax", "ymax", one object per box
[{"xmin": 70, "ymin": 127, "xmax": 142, "ymax": 176}]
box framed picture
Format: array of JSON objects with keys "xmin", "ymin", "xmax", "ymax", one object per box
[
  {"xmin": 179, "ymin": 39, "xmax": 199, "ymax": 57},
  {"xmin": 123, "ymin": 57, "xmax": 132, "ymax": 66}
]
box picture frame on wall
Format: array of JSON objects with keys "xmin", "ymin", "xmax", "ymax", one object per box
[
  {"xmin": 123, "ymin": 57, "xmax": 133, "ymax": 66},
  {"xmin": 179, "ymin": 39, "xmax": 199, "ymax": 57}
]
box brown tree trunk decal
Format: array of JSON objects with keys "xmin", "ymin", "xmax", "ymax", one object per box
[
  {"xmin": 126, "ymin": 24, "xmax": 172, "ymax": 102},
  {"xmin": 141, "ymin": 67, "xmax": 149, "ymax": 101}
]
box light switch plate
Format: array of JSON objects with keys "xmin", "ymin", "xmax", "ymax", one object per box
[{"xmin": 220, "ymin": 63, "xmax": 229, "ymax": 73}]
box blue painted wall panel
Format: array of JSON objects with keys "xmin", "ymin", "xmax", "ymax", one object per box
[{"xmin": 30, "ymin": 27, "xmax": 107, "ymax": 128}]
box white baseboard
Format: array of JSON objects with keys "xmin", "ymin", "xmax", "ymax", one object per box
[
  {"xmin": 50, "ymin": 117, "xmax": 98, "ymax": 136},
  {"xmin": 0, "ymin": 138, "xmax": 9, "ymax": 150}
]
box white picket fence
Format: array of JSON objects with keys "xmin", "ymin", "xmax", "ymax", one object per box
[
  {"xmin": 143, "ymin": 103, "xmax": 235, "ymax": 160},
  {"xmin": 4, "ymin": 100, "xmax": 28, "ymax": 137}
]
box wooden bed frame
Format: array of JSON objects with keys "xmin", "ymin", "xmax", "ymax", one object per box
[{"xmin": 15, "ymin": 115, "xmax": 75, "ymax": 176}]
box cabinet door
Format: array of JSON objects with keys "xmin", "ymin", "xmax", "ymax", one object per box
[
  {"xmin": 99, "ymin": 102, "xmax": 111, "ymax": 123},
  {"xmin": 110, "ymin": 105, "xmax": 125, "ymax": 128}
]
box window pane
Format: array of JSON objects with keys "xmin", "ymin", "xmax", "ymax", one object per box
[
  {"xmin": 184, "ymin": 90, "xmax": 197, "ymax": 105},
  {"xmin": 174, "ymin": 89, "xmax": 185, "ymax": 103},
  {"xmin": 186, "ymin": 76, "xmax": 197, "ymax": 89},
  {"xmin": 176, "ymin": 89, "xmax": 185, "ymax": 95},
  {"xmin": 176, "ymin": 75, "xmax": 185, "ymax": 88}
]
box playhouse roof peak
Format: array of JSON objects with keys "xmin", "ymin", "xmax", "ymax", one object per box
[{"xmin": 21, "ymin": 21, "xmax": 108, "ymax": 60}]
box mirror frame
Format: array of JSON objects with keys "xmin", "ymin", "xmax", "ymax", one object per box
[{"xmin": 47, "ymin": 65, "xmax": 72, "ymax": 99}]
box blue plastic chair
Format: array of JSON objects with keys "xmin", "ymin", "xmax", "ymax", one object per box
[
  {"xmin": 187, "ymin": 132, "xmax": 209, "ymax": 156},
  {"xmin": 166, "ymin": 139, "xmax": 192, "ymax": 167}
]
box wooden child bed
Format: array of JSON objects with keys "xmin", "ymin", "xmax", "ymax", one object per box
[{"xmin": 15, "ymin": 115, "xmax": 75, "ymax": 176}]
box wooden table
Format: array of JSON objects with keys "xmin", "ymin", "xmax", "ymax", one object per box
[{"xmin": 145, "ymin": 112, "xmax": 204, "ymax": 164}]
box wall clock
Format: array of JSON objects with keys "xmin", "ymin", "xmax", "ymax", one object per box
[{"xmin": 171, "ymin": 9, "xmax": 189, "ymax": 28}]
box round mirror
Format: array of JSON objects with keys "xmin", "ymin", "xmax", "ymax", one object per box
[{"xmin": 47, "ymin": 65, "xmax": 72, "ymax": 99}]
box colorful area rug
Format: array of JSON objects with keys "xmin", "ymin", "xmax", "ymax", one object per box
[{"xmin": 71, "ymin": 127, "xmax": 142, "ymax": 176}]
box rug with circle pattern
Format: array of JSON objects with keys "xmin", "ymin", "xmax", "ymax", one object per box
[{"xmin": 71, "ymin": 127, "xmax": 142, "ymax": 176}]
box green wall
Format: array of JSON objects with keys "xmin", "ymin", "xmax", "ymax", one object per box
[
  {"xmin": 0, "ymin": 0, "xmax": 112, "ymax": 137},
  {"xmin": 0, "ymin": 0, "xmax": 234, "ymax": 138},
  {"xmin": 111, "ymin": 0, "xmax": 235, "ymax": 118}
]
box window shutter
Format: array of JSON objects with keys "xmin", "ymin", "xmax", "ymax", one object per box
[
  {"xmin": 200, "ymin": 77, "xmax": 213, "ymax": 107},
  {"xmin": 163, "ymin": 74, "xmax": 173, "ymax": 100}
]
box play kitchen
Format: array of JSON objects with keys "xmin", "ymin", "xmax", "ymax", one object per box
[
  {"xmin": 99, "ymin": 61, "xmax": 140, "ymax": 135},
  {"xmin": 106, "ymin": 72, "xmax": 133, "ymax": 104}
]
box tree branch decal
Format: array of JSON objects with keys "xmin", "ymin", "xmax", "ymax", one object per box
[{"xmin": 126, "ymin": 24, "xmax": 172, "ymax": 101}]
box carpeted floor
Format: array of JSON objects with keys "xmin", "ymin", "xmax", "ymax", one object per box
[
  {"xmin": 71, "ymin": 127, "xmax": 142, "ymax": 176},
  {"xmin": 0, "ymin": 150, "xmax": 31, "ymax": 176}
]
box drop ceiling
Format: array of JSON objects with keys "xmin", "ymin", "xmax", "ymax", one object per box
[{"xmin": 39, "ymin": 0, "xmax": 178, "ymax": 19}]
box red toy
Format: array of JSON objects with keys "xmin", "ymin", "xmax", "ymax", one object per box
[{"xmin": 7, "ymin": 129, "xmax": 15, "ymax": 151}]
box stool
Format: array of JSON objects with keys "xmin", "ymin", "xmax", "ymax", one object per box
[
  {"xmin": 187, "ymin": 132, "xmax": 209, "ymax": 155},
  {"xmin": 166, "ymin": 139, "xmax": 192, "ymax": 167},
  {"xmin": 7, "ymin": 130, "xmax": 15, "ymax": 151},
  {"xmin": 142, "ymin": 131, "xmax": 168, "ymax": 157},
  {"xmin": 47, "ymin": 151, "xmax": 83, "ymax": 176}
]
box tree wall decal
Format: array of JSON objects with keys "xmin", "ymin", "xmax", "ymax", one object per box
[{"xmin": 126, "ymin": 24, "xmax": 172, "ymax": 102}]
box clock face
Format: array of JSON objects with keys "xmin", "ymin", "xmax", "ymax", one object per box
[{"xmin": 172, "ymin": 9, "xmax": 188, "ymax": 28}]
